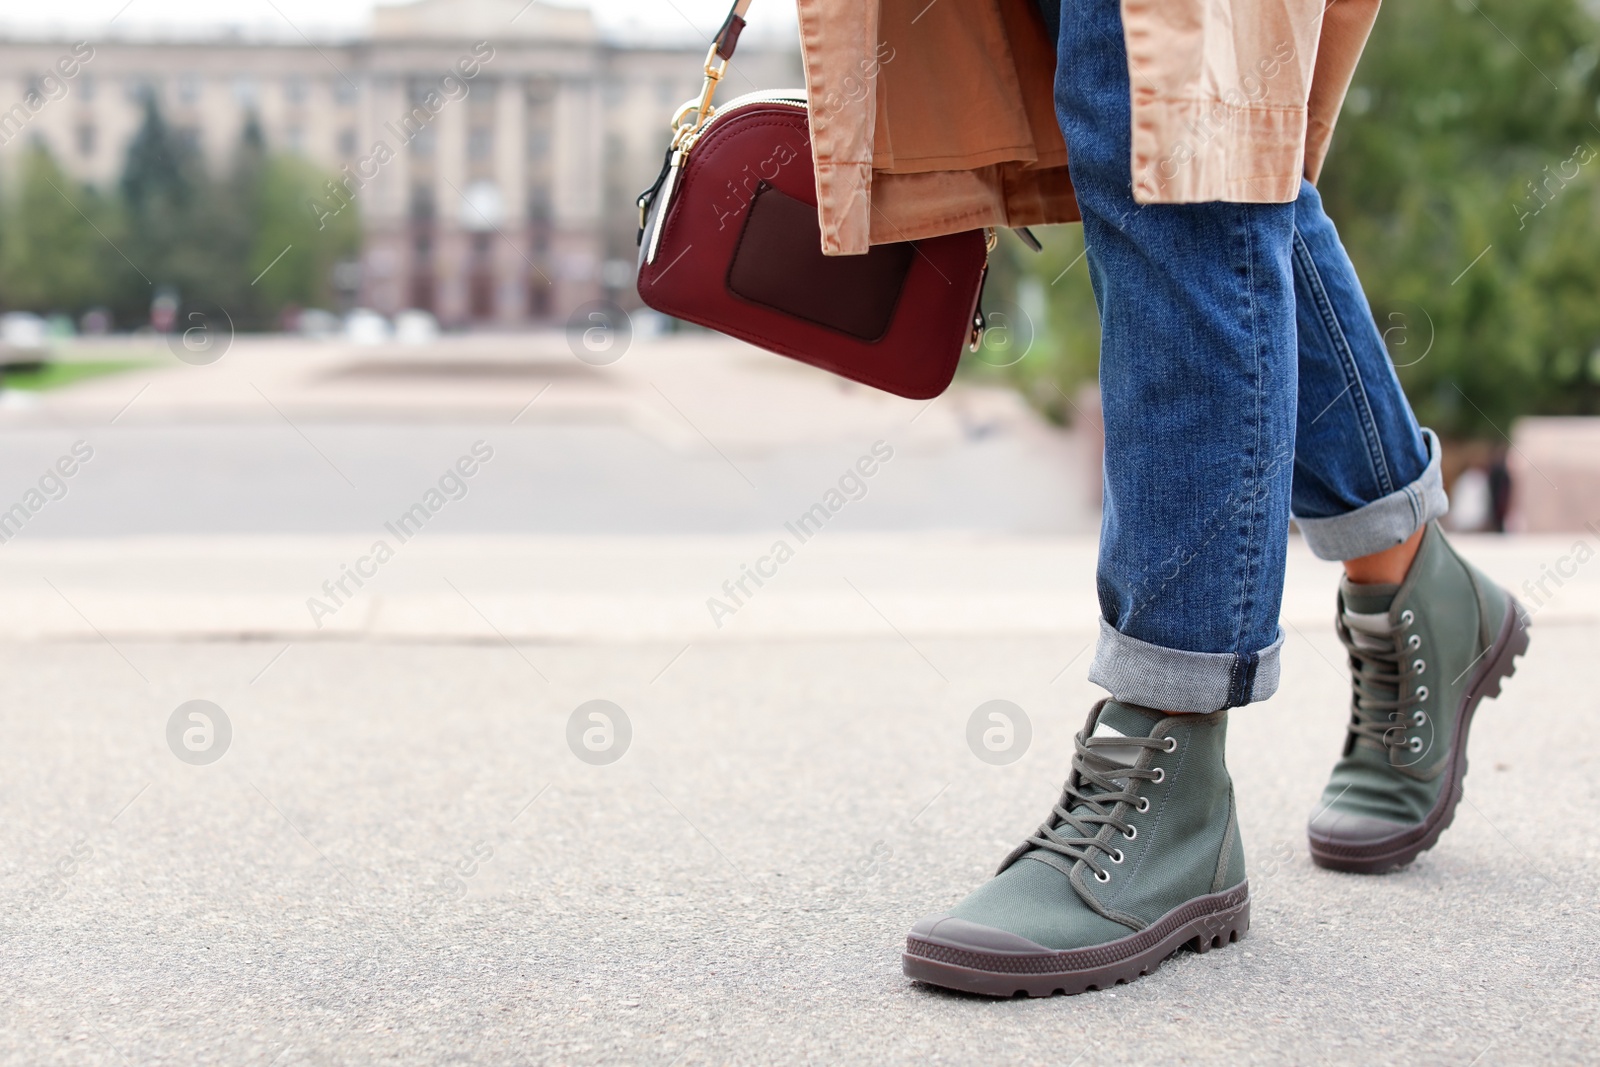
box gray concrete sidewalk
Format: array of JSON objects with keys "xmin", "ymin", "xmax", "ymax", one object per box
[
  {"xmin": 3, "ymin": 531, "xmax": 1599, "ymax": 642},
  {"xmin": 2, "ymin": 538, "xmax": 1597, "ymax": 1066},
  {"xmin": 3, "ymin": 336, "xmax": 1596, "ymax": 1064}
]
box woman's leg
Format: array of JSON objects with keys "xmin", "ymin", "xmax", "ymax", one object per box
[
  {"xmin": 1068, "ymin": 43, "xmax": 1298, "ymax": 715},
  {"xmin": 901, "ymin": 0, "xmax": 1282, "ymax": 995},
  {"xmin": 1287, "ymin": 177, "xmax": 1445, "ymax": 558},
  {"xmin": 1287, "ymin": 179, "xmax": 1529, "ymax": 873}
]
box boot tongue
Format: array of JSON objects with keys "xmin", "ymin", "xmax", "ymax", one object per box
[
  {"xmin": 1341, "ymin": 578, "xmax": 1399, "ymax": 616},
  {"xmin": 1087, "ymin": 700, "xmax": 1163, "ymax": 767},
  {"xmin": 1340, "ymin": 579, "xmax": 1401, "ymax": 728},
  {"xmin": 1341, "ymin": 579, "xmax": 1401, "ymax": 655}
]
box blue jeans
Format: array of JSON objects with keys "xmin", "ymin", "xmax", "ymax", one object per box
[{"xmin": 1054, "ymin": 0, "xmax": 1447, "ymax": 713}]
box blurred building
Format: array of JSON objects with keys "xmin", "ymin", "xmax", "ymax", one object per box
[{"xmin": 0, "ymin": 0, "xmax": 800, "ymax": 326}]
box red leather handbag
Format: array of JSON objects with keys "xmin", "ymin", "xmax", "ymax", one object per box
[{"xmin": 634, "ymin": 0, "xmax": 992, "ymax": 400}]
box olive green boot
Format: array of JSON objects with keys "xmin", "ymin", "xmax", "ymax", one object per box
[
  {"xmin": 903, "ymin": 700, "xmax": 1248, "ymax": 997},
  {"xmin": 1308, "ymin": 522, "xmax": 1530, "ymax": 873}
]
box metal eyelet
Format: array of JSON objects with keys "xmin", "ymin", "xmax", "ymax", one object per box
[
  {"xmin": 1150, "ymin": 768, "xmax": 1165, "ymax": 784},
  {"xmin": 1413, "ymin": 658, "xmax": 1426, "ymax": 673},
  {"xmin": 1136, "ymin": 797, "xmax": 1150, "ymax": 813},
  {"xmin": 1407, "ymin": 635, "xmax": 1422, "ymax": 650},
  {"xmin": 1400, "ymin": 609, "xmax": 1416, "ymax": 627},
  {"xmin": 1162, "ymin": 737, "xmax": 1178, "ymax": 753},
  {"xmin": 1122, "ymin": 825, "xmax": 1137, "ymax": 841},
  {"xmin": 1408, "ymin": 737, "xmax": 1423, "ymax": 753},
  {"xmin": 1110, "ymin": 848, "xmax": 1125, "ymax": 864},
  {"xmin": 1415, "ymin": 685, "xmax": 1429, "ymax": 701},
  {"xmin": 1412, "ymin": 710, "xmax": 1426, "ymax": 726},
  {"xmin": 1094, "ymin": 868, "xmax": 1111, "ymax": 883}
]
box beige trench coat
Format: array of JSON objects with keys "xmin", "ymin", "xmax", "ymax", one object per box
[{"xmin": 793, "ymin": 0, "xmax": 1382, "ymax": 254}]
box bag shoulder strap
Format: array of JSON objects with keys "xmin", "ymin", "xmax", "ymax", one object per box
[{"xmin": 713, "ymin": 0, "xmax": 755, "ymax": 61}]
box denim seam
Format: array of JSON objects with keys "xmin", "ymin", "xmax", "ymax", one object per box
[
  {"xmin": 1291, "ymin": 229, "xmax": 1393, "ymax": 495},
  {"xmin": 1225, "ymin": 651, "xmax": 1259, "ymax": 709},
  {"xmin": 1237, "ymin": 205, "xmax": 1260, "ymax": 665}
]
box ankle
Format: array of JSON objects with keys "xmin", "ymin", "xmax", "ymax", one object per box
[{"xmin": 1345, "ymin": 525, "xmax": 1425, "ymax": 585}]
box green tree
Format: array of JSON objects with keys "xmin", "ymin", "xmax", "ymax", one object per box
[
  {"xmin": 114, "ymin": 93, "xmax": 204, "ymax": 322},
  {"xmin": 1001, "ymin": 0, "xmax": 1600, "ymax": 437},
  {"xmin": 1322, "ymin": 0, "xmax": 1600, "ymax": 435},
  {"xmin": 0, "ymin": 145, "xmax": 117, "ymax": 315},
  {"xmin": 248, "ymin": 152, "xmax": 361, "ymax": 320},
  {"xmin": 175, "ymin": 113, "xmax": 268, "ymax": 326},
  {"xmin": 109, "ymin": 100, "xmax": 360, "ymax": 329},
  {"xmin": 0, "ymin": 103, "xmax": 358, "ymax": 328}
]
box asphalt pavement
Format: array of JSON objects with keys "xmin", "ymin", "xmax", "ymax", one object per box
[
  {"xmin": 1, "ymin": 334, "xmax": 1596, "ymax": 1065},
  {"xmin": 3, "ymin": 621, "xmax": 1595, "ymax": 1066}
]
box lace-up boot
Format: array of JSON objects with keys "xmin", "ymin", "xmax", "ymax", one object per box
[
  {"xmin": 903, "ymin": 700, "xmax": 1248, "ymax": 996},
  {"xmin": 1308, "ymin": 522, "xmax": 1530, "ymax": 873}
]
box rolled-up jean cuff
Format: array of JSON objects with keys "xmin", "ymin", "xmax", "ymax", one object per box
[
  {"xmin": 1295, "ymin": 428, "xmax": 1450, "ymax": 561},
  {"xmin": 1087, "ymin": 618, "xmax": 1284, "ymax": 713}
]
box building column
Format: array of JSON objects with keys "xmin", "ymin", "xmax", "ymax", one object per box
[
  {"xmin": 361, "ymin": 75, "xmax": 410, "ymax": 316},
  {"xmin": 551, "ymin": 73, "xmax": 602, "ymax": 318},
  {"xmin": 492, "ymin": 76, "xmax": 528, "ymax": 324},
  {"xmin": 433, "ymin": 80, "xmax": 469, "ymax": 327}
]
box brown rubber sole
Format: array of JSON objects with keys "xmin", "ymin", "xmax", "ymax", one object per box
[
  {"xmin": 902, "ymin": 882, "xmax": 1250, "ymax": 997},
  {"xmin": 1307, "ymin": 597, "xmax": 1531, "ymax": 874}
]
